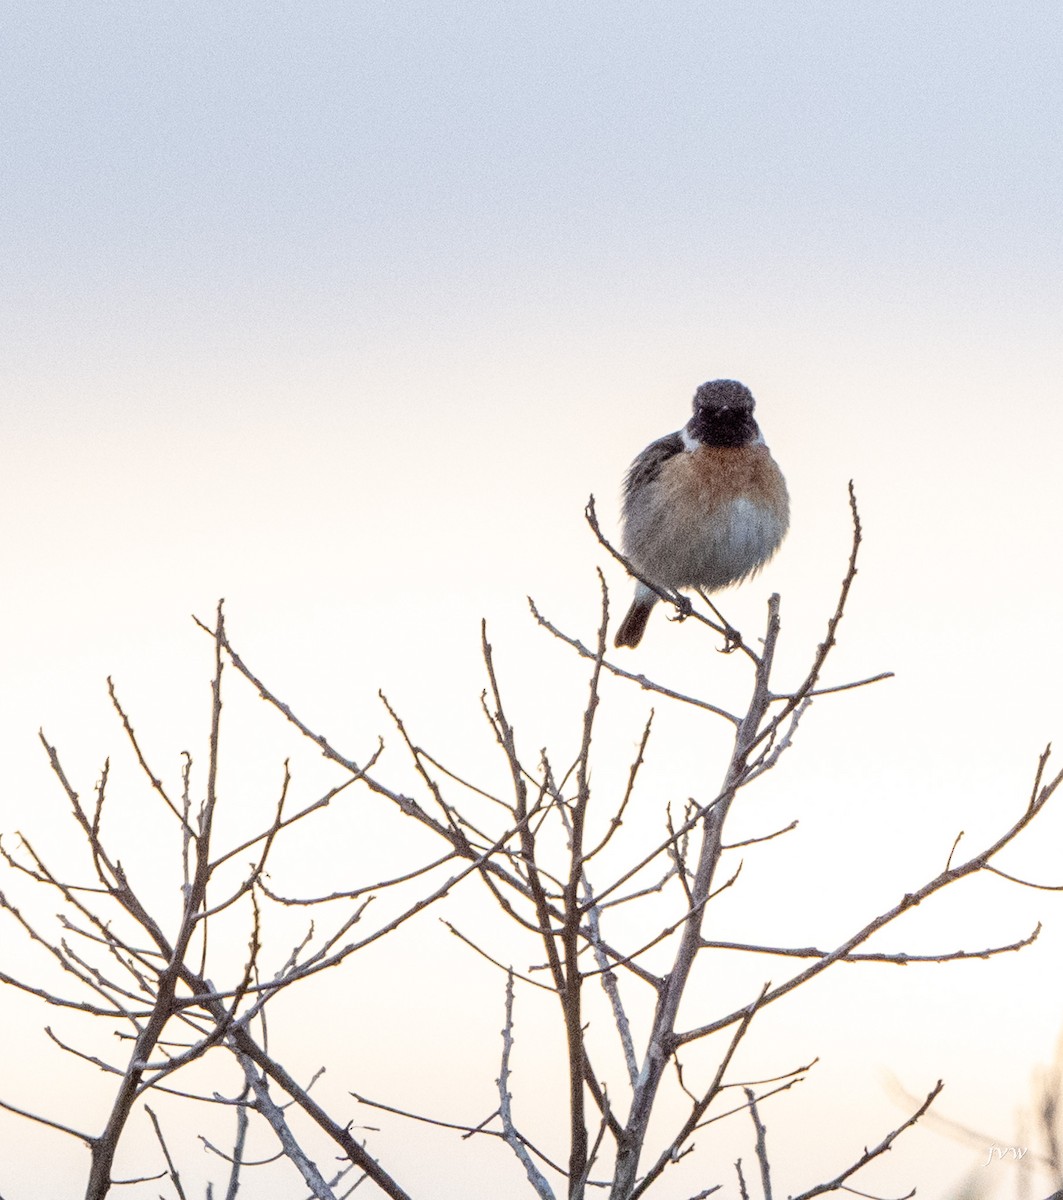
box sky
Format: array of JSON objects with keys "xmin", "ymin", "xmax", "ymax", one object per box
[{"xmin": 2, "ymin": 3, "xmax": 1062, "ymax": 1197}]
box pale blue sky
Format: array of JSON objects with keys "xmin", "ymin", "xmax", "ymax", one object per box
[
  {"xmin": 1, "ymin": 5, "xmax": 1062, "ymax": 1197},
  {"xmin": 4, "ymin": 2, "xmax": 1060, "ymax": 422}
]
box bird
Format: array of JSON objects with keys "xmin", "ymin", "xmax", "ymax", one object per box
[{"xmin": 614, "ymin": 379, "xmax": 789, "ymax": 649}]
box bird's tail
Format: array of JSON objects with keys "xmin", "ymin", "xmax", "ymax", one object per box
[{"xmin": 614, "ymin": 587, "xmax": 657, "ymax": 649}]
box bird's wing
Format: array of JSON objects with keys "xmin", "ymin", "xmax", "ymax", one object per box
[{"xmin": 623, "ymin": 431, "xmax": 685, "ymax": 512}]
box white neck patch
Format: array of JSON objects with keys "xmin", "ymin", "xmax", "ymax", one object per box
[{"xmin": 681, "ymin": 424, "xmax": 765, "ymax": 450}]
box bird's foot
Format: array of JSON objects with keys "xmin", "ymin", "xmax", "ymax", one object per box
[
  {"xmin": 718, "ymin": 625, "xmax": 744, "ymax": 655},
  {"xmin": 668, "ymin": 594, "xmax": 695, "ymax": 623}
]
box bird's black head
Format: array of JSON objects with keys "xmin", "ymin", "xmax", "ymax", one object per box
[{"xmin": 688, "ymin": 379, "xmax": 760, "ymax": 447}]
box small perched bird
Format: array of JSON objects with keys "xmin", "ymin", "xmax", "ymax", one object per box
[{"xmin": 614, "ymin": 379, "xmax": 789, "ymax": 649}]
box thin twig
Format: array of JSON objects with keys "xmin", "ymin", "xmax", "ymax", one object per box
[
  {"xmin": 788, "ymin": 1081, "xmax": 943, "ymax": 1199},
  {"xmin": 699, "ymin": 925, "xmax": 1041, "ymax": 964},
  {"xmin": 145, "ymin": 1106, "xmax": 188, "ymax": 1200},
  {"xmin": 745, "ymin": 1087, "xmax": 773, "ymax": 1200},
  {"xmin": 498, "ymin": 969, "xmax": 557, "ymax": 1199}
]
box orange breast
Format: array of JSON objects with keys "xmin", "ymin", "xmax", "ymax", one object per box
[
  {"xmin": 626, "ymin": 443, "xmax": 789, "ymax": 591},
  {"xmin": 666, "ymin": 444, "xmax": 788, "ymax": 518}
]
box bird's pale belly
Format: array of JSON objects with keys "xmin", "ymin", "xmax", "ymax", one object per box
[{"xmin": 649, "ymin": 495, "xmax": 788, "ymax": 590}]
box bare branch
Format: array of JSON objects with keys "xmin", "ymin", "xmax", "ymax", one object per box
[
  {"xmin": 582, "ymin": 710, "xmax": 655, "ymax": 865},
  {"xmin": 788, "ymin": 1081, "xmax": 943, "ymax": 1199},
  {"xmin": 144, "ymin": 1106, "xmax": 188, "ymax": 1200},
  {"xmin": 585, "ymin": 884, "xmax": 638, "ymax": 1089},
  {"xmin": 753, "ymin": 480, "xmax": 865, "ymax": 750},
  {"xmin": 441, "ymin": 918, "xmax": 555, "ymax": 991},
  {"xmin": 735, "ymin": 1159, "xmax": 750, "ymax": 1200},
  {"xmin": 983, "ymin": 864, "xmax": 1063, "ymax": 891},
  {"xmin": 233, "ymin": 1060, "xmax": 338, "ymax": 1200},
  {"xmin": 498, "ymin": 968, "xmax": 558, "ymax": 1200},
  {"xmin": 108, "ymin": 679, "xmax": 195, "ymax": 836},
  {"xmin": 0, "ymin": 1093, "xmax": 95, "ymax": 1146},
  {"xmin": 260, "ymin": 848, "xmax": 458, "ymax": 906},
  {"xmin": 679, "ymin": 749, "xmax": 1063, "ymax": 1046},
  {"xmin": 630, "ymin": 986, "xmax": 770, "ymax": 1198},
  {"xmin": 746, "ymin": 1087, "xmax": 773, "ymax": 1200},
  {"xmin": 528, "ymin": 596, "xmax": 740, "ymax": 723},
  {"xmin": 699, "ymin": 924, "xmax": 1041, "ymax": 964},
  {"xmin": 721, "ymin": 821, "xmax": 798, "ymax": 850},
  {"xmin": 349, "ymin": 1086, "xmax": 572, "ymax": 1180}
]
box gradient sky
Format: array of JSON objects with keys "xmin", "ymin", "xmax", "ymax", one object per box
[{"xmin": 2, "ymin": 4, "xmax": 1062, "ymax": 1197}]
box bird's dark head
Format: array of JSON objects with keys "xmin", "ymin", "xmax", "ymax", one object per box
[{"xmin": 688, "ymin": 379, "xmax": 760, "ymax": 447}]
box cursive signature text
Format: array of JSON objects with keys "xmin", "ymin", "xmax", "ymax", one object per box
[{"xmin": 983, "ymin": 1145, "xmax": 1028, "ymax": 1167}]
